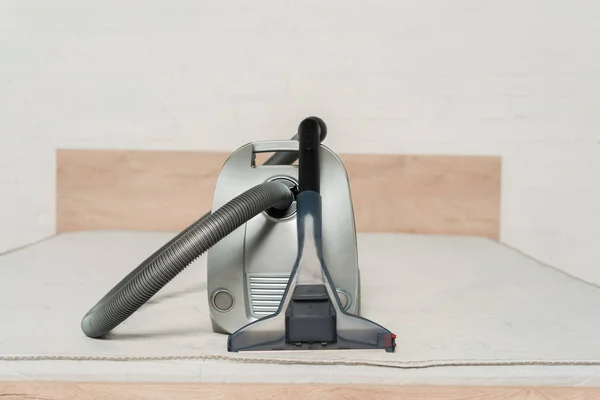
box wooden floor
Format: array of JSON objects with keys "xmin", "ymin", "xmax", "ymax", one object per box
[{"xmin": 1, "ymin": 382, "xmax": 599, "ymax": 400}]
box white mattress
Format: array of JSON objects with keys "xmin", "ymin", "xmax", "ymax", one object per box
[{"xmin": 1, "ymin": 231, "xmax": 600, "ymax": 386}]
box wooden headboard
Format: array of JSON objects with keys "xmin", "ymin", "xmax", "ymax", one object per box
[{"xmin": 56, "ymin": 149, "xmax": 502, "ymax": 239}]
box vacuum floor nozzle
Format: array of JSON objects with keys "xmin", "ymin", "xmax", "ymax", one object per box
[
  {"xmin": 227, "ymin": 189, "xmax": 396, "ymax": 352},
  {"xmin": 227, "ymin": 118, "xmax": 396, "ymax": 353}
]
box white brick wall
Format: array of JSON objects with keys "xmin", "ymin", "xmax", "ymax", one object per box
[{"xmin": 1, "ymin": 1, "xmax": 599, "ymax": 282}]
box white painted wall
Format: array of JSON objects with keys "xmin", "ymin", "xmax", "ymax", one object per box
[{"xmin": 1, "ymin": 1, "xmax": 599, "ymax": 283}]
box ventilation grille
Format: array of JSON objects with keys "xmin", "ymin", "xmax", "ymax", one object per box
[{"xmin": 248, "ymin": 275, "xmax": 290, "ymax": 317}]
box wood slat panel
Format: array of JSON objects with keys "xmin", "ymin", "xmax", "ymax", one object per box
[
  {"xmin": 0, "ymin": 382, "xmax": 596, "ymax": 400},
  {"xmin": 56, "ymin": 149, "xmax": 501, "ymax": 238}
]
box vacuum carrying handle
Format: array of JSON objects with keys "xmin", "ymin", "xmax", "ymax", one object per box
[
  {"xmin": 252, "ymin": 141, "xmax": 300, "ymax": 154},
  {"xmin": 254, "ymin": 116, "xmax": 327, "ymax": 166},
  {"xmin": 298, "ymin": 117, "xmax": 322, "ymax": 194}
]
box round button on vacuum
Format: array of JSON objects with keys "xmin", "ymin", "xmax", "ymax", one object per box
[
  {"xmin": 336, "ymin": 289, "xmax": 350, "ymax": 310},
  {"xmin": 212, "ymin": 289, "xmax": 234, "ymax": 312}
]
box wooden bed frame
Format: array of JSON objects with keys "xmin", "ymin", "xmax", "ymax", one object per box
[
  {"xmin": 5, "ymin": 149, "xmax": 597, "ymax": 398},
  {"xmin": 0, "ymin": 382, "xmax": 597, "ymax": 400},
  {"xmin": 55, "ymin": 149, "xmax": 502, "ymax": 238}
]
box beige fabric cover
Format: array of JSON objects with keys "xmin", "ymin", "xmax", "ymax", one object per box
[{"xmin": 1, "ymin": 231, "xmax": 599, "ymax": 385}]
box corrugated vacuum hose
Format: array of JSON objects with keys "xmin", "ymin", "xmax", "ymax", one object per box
[{"xmin": 81, "ymin": 119, "xmax": 327, "ymax": 339}]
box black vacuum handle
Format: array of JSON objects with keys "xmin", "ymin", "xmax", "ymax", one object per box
[{"xmin": 298, "ymin": 117, "xmax": 323, "ymax": 194}]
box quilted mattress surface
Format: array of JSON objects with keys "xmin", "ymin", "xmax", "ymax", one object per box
[{"xmin": 1, "ymin": 231, "xmax": 600, "ymax": 385}]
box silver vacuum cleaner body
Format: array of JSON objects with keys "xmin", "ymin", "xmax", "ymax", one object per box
[
  {"xmin": 81, "ymin": 116, "xmax": 395, "ymax": 353},
  {"xmin": 207, "ymin": 140, "xmax": 360, "ymax": 335}
]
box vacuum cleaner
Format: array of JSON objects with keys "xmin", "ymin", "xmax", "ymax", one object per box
[{"xmin": 81, "ymin": 116, "xmax": 396, "ymax": 353}]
